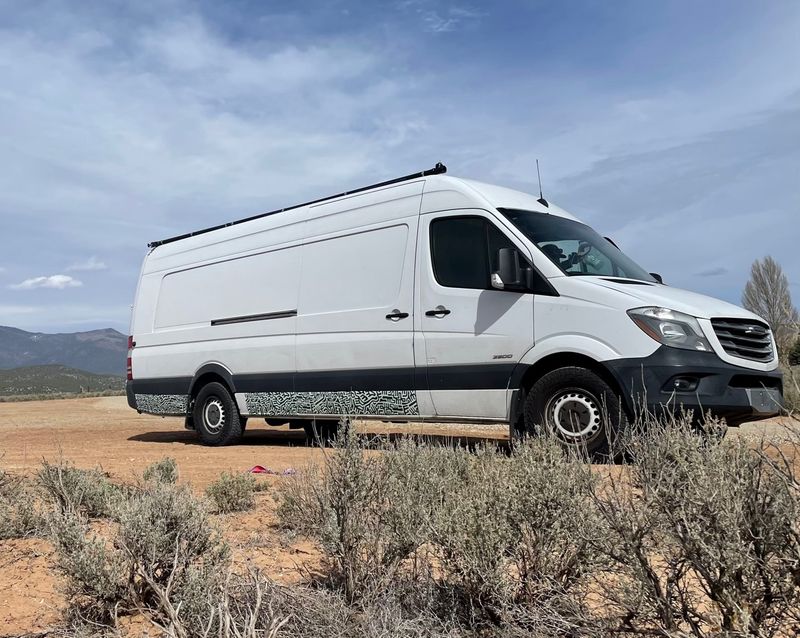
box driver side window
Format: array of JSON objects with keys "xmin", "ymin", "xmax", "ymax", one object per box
[{"xmin": 430, "ymin": 215, "xmax": 545, "ymax": 291}]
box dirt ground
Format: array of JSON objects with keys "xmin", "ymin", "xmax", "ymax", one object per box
[
  {"xmin": 0, "ymin": 396, "xmax": 797, "ymax": 636},
  {"xmin": 0, "ymin": 396, "xmax": 510, "ymax": 635}
]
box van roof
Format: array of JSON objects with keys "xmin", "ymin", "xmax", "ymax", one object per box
[
  {"xmin": 147, "ymin": 164, "xmax": 579, "ymax": 249},
  {"xmin": 434, "ymin": 176, "xmax": 579, "ymax": 221}
]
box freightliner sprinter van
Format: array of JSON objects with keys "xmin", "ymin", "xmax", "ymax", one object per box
[{"xmin": 126, "ymin": 163, "xmax": 784, "ymax": 455}]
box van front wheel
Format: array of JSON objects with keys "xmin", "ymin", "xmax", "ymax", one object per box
[
  {"xmin": 193, "ymin": 382, "xmax": 243, "ymax": 446},
  {"xmin": 524, "ymin": 366, "xmax": 625, "ymax": 458}
]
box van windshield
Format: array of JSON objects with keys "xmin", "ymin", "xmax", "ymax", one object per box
[{"xmin": 498, "ymin": 208, "xmax": 656, "ymax": 282}]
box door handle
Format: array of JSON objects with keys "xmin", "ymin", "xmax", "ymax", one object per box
[
  {"xmin": 425, "ymin": 305, "xmax": 451, "ymax": 318},
  {"xmin": 385, "ymin": 310, "xmax": 409, "ymax": 321}
]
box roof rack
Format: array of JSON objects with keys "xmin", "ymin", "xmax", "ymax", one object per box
[{"xmin": 148, "ymin": 162, "xmax": 447, "ymax": 248}]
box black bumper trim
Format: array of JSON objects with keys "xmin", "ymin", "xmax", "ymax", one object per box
[{"xmin": 602, "ymin": 346, "xmax": 784, "ymax": 425}]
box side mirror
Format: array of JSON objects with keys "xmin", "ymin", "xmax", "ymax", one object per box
[
  {"xmin": 650, "ymin": 272, "xmax": 664, "ymax": 284},
  {"xmin": 493, "ymin": 247, "xmax": 522, "ymax": 290}
]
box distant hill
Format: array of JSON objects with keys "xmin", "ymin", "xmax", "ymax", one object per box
[
  {"xmin": 0, "ymin": 364, "xmax": 124, "ymax": 397},
  {"xmin": 0, "ymin": 326, "xmax": 126, "ymax": 375}
]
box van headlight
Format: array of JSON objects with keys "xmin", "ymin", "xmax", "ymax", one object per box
[{"xmin": 627, "ymin": 307, "xmax": 712, "ymax": 352}]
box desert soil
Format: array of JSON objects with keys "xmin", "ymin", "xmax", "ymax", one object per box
[{"xmin": 0, "ymin": 396, "xmax": 796, "ymax": 635}]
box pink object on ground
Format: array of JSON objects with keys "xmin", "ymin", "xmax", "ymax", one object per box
[
  {"xmin": 249, "ymin": 465, "xmax": 269, "ymax": 474},
  {"xmin": 248, "ymin": 465, "xmax": 296, "ymax": 476}
]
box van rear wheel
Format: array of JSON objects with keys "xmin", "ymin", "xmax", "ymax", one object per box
[
  {"xmin": 193, "ymin": 382, "xmax": 243, "ymax": 446},
  {"xmin": 524, "ymin": 366, "xmax": 626, "ymax": 459}
]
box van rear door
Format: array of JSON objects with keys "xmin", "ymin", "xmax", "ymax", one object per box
[{"xmin": 416, "ymin": 210, "xmax": 535, "ymax": 419}]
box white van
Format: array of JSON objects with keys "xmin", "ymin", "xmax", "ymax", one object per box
[{"xmin": 126, "ymin": 164, "xmax": 784, "ymax": 454}]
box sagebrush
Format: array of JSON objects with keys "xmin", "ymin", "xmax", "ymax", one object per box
[
  {"xmin": 0, "ymin": 470, "xmax": 42, "ymax": 539},
  {"xmin": 205, "ymin": 471, "xmax": 258, "ymax": 513},
  {"xmin": 279, "ymin": 420, "xmax": 800, "ymax": 636},
  {"xmin": 142, "ymin": 456, "xmax": 179, "ymax": 484},
  {"xmin": 38, "ymin": 416, "xmax": 800, "ymax": 637},
  {"xmin": 37, "ymin": 458, "xmax": 123, "ymax": 518}
]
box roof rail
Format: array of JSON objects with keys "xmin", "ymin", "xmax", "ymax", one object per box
[{"xmin": 148, "ymin": 162, "xmax": 447, "ymax": 248}]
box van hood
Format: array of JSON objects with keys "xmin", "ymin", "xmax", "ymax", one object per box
[{"xmin": 579, "ymin": 277, "xmax": 763, "ymax": 321}]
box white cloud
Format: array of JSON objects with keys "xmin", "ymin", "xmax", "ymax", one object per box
[
  {"xmin": 67, "ymin": 256, "xmax": 107, "ymax": 271},
  {"xmin": 398, "ymin": 1, "xmax": 484, "ymax": 33},
  {"xmin": 0, "ymin": 1, "xmax": 797, "ymax": 332},
  {"xmin": 10, "ymin": 275, "xmax": 83, "ymax": 290},
  {"xmin": 0, "ymin": 266, "xmax": 6, "ymax": 274}
]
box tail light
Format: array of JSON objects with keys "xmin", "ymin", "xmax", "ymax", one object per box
[{"xmin": 127, "ymin": 336, "xmax": 135, "ymax": 381}]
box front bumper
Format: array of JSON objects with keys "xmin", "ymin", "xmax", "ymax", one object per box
[{"xmin": 603, "ymin": 346, "xmax": 784, "ymax": 426}]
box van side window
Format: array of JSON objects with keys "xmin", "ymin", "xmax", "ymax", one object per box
[{"xmin": 430, "ymin": 216, "xmax": 529, "ymax": 290}]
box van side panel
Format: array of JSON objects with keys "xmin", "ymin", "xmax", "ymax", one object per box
[
  {"xmin": 129, "ymin": 223, "xmax": 305, "ymax": 415},
  {"xmin": 130, "ymin": 181, "xmax": 427, "ymax": 419},
  {"xmin": 154, "ymin": 247, "xmax": 299, "ymax": 329},
  {"xmin": 246, "ymin": 183, "xmax": 423, "ymax": 418}
]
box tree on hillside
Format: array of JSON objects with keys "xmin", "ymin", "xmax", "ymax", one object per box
[{"xmin": 742, "ymin": 256, "xmax": 799, "ymax": 359}]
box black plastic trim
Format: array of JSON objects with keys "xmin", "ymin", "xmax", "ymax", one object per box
[
  {"xmin": 189, "ymin": 363, "xmax": 237, "ymax": 395},
  {"xmin": 125, "ymin": 380, "xmax": 137, "ymax": 410},
  {"xmin": 211, "ymin": 310, "xmax": 297, "ymax": 326},
  {"xmin": 129, "ymin": 362, "xmax": 521, "ymax": 402},
  {"xmin": 602, "ymin": 346, "xmax": 784, "ymax": 425},
  {"xmin": 129, "ymin": 376, "xmax": 191, "ymax": 396}
]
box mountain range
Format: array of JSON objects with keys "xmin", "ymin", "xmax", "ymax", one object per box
[{"xmin": 0, "ymin": 326, "xmax": 127, "ymax": 376}]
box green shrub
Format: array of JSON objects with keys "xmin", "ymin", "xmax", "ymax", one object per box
[
  {"xmin": 48, "ymin": 509, "xmax": 127, "ymax": 623},
  {"xmin": 278, "ymin": 433, "xmax": 445, "ymax": 603},
  {"xmin": 0, "ymin": 472, "xmax": 42, "ymax": 539},
  {"xmin": 279, "ymin": 433, "xmax": 599, "ymax": 625},
  {"xmin": 37, "ymin": 458, "xmax": 123, "ymax": 518},
  {"xmin": 118, "ymin": 481, "xmax": 230, "ymax": 630},
  {"xmin": 46, "ymin": 417, "xmax": 800, "ymax": 637},
  {"xmin": 50, "ymin": 477, "xmax": 230, "ymax": 634},
  {"xmin": 592, "ymin": 421, "xmax": 800, "ymax": 636},
  {"xmin": 205, "ymin": 471, "xmax": 257, "ymax": 513},
  {"xmin": 142, "ymin": 456, "xmax": 179, "ymax": 484},
  {"xmin": 279, "ymin": 420, "xmax": 800, "ymax": 636}
]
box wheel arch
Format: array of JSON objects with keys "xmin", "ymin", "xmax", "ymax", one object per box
[
  {"xmin": 509, "ymin": 351, "xmax": 631, "ymax": 431},
  {"xmin": 189, "ymin": 363, "xmax": 236, "ymax": 400}
]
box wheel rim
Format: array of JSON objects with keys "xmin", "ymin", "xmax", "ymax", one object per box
[
  {"xmin": 545, "ymin": 388, "xmax": 603, "ymax": 445},
  {"xmin": 203, "ymin": 397, "xmax": 226, "ymax": 434}
]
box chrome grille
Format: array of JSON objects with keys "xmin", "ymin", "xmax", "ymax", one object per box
[{"xmin": 711, "ymin": 318, "xmax": 774, "ymax": 362}]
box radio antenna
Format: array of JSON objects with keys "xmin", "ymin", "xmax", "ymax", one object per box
[{"xmin": 536, "ymin": 159, "xmax": 549, "ymax": 208}]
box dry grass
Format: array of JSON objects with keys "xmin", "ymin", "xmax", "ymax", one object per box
[
  {"xmin": 10, "ymin": 413, "xmax": 800, "ymax": 637},
  {"xmin": 0, "ymin": 469, "xmax": 43, "ymax": 539},
  {"xmin": 277, "ymin": 418, "xmax": 800, "ymax": 636},
  {"xmin": 205, "ymin": 471, "xmax": 258, "ymax": 514},
  {"xmin": 37, "ymin": 457, "xmax": 125, "ymax": 518}
]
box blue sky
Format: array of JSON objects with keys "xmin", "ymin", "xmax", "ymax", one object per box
[{"xmin": 1, "ymin": 0, "xmax": 798, "ymax": 333}]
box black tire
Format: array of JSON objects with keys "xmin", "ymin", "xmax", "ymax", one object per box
[
  {"xmin": 193, "ymin": 382, "xmax": 243, "ymax": 446},
  {"xmin": 265, "ymin": 418, "xmax": 288, "ymax": 427},
  {"xmin": 524, "ymin": 366, "xmax": 627, "ymax": 459}
]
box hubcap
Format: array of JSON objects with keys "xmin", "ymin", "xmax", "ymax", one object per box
[
  {"xmin": 203, "ymin": 398, "xmax": 225, "ymax": 433},
  {"xmin": 547, "ymin": 390, "xmax": 603, "ymax": 445}
]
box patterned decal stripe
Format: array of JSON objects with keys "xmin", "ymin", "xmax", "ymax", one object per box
[
  {"xmin": 135, "ymin": 393, "xmax": 189, "ymax": 415},
  {"xmin": 245, "ymin": 390, "xmax": 419, "ymax": 416}
]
